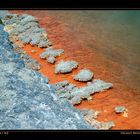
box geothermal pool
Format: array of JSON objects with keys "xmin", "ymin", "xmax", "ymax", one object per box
[
  {"xmin": 45, "ymin": 10, "xmax": 140, "ymax": 93},
  {"xmin": 8, "ymin": 10, "xmax": 140, "ymax": 129}
]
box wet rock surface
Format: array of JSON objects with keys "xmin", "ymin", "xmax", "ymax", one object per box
[
  {"xmin": 81, "ymin": 109, "xmax": 100, "ymax": 119},
  {"xmin": 54, "ymin": 79, "xmax": 113, "ymax": 105},
  {"xmin": 40, "ymin": 47, "xmax": 64, "ymax": 64},
  {"xmin": 0, "ymin": 11, "xmax": 116, "ymax": 130},
  {"xmin": 55, "ymin": 60, "xmax": 78, "ymax": 74},
  {"xmin": 47, "ymin": 56, "xmax": 56, "ymax": 64},
  {"xmin": 0, "ymin": 12, "xmax": 41, "ymax": 71},
  {"xmin": 0, "ymin": 24, "xmax": 92, "ymax": 129},
  {"xmin": 1, "ymin": 13, "xmax": 51, "ymax": 48},
  {"xmin": 115, "ymin": 106, "xmax": 126, "ymax": 113},
  {"xmin": 6, "ymin": 10, "xmax": 140, "ymax": 130},
  {"xmin": 52, "ymin": 80, "xmax": 115, "ymax": 129},
  {"xmin": 40, "ymin": 47, "xmax": 64, "ymax": 59},
  {"xmin": 84, "ymin": 113, "xmax": 115, "ymax": 130},
  {"xmin": 74, "ymin": 69, "xmax": 94, "ymax": 82}
]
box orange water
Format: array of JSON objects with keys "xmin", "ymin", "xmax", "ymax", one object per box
[{"xmin": 10, "ymin": 10, "xmax": 140, "ymax": 129}]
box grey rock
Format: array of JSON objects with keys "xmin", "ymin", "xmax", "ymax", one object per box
[
  {"xmin": 70, "ymin": 96, "xmax": 82, "ymax": 105},
  {"xmin": 54, "ymin": 80, "xmax": 69, "ymax": 88},
  {"xmin": 19, "ymin": 35, "xmax": 32, "ymax": 44},
  {"xmin": 15, "ymin": 59, "xmax": 25, "ymax": 69},
  {"xmin": 0, "ymin": 24, "xmax": 92, "ymax": 129},
  {"xmin": 47, "ymin": 40, "xmax": 53, "ymax": 46},
  {"xmin": 40, "ymin": 51, "xmax": 48, "ymax": 59},
  {"xmin": 74, "ymin": 69, "xmax": 94, "ymax": 82},
  {"xmin": 17, "ymin": 22, "xmax": 38, "ymax": 33},
  {"xmin": 10, "ymin": 42, "xmax": 41, "ymax": 71},
  {"xmin": 115, "ymin": 106, "xmax": 126, "ymax": 113},
  {"xmin": 20, "ymin": 15, "xmax": 38, "ymax": 26},
  {"xmin": 38, "ymin": 40, "xmax": 48, "ymax": 48},
  {"xmin": 53, "ymin": 79, "xmax": 113, "ymax": 105},
  {"xmin": 54, "ymin": 80, "xmax": 76, "ymax": 97},
  {"xmin": 1, "ymin": 12, "xmax": 49, "ymax": 48},
  {"xmin": 55, "ymin": 60, "xmax": 78, "ymax": 74},
  {"xmin": 87, "ymin": 96, "xmax": 93, "ymax": 101},
  {"xmin": 40, "ymin": 47, "xmax": 64, "ymax": 59},
  {"xmin": 47, "ymin": 56, "xmax": 56, "ymax": 64},
  {"xmin": 84, "ymin": 112, "xmax": 115, "ymax": 130},
  {"xmin": 81, "ymin": 109, "xmax": 100, "ymax": 119},
  {"xmin": 70, "ymin": 79, "xmax": 113, "ymax": 104},
  {"xmin": 100, "ymin": 121, "xmax": 115, "ymax": 130},
  {"xmin": 25, "ymin": 59, "xmax": 41, "ymax": 70},
  {"xmin": 2, "ymin": 14, "xmax": 21, "ymax": 25}
]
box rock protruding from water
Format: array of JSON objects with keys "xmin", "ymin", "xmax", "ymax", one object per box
[
  {"xmin": 115, "ymin": 106, "xmax": 126, "ymax": 113},
  {"xmin": 1, "ymin": 13, "xmax": 51, "ymax": 48},
  {"xmin": 0, "ymin": 24, "xmax": 92, "ymax": 129},
  {"xmin": 47, "ymin": 56, "xmax": 56, "ymax": 64},
  {"xmin": 40, "ymin": 47, "xmax": 64, "ymax": 64},
  {"xmin": 74, "ymin": 69, "xmax": 94, "ymax": 82},
  {"xmin": 54, "ymin": 79, "xmax": 113, "ymax": 105},
  {"xmin": 83, "ymin": 111, "xmax": 115, "ymax": 130},
  {"xmin": 81, "ymin": 109, "xmax": 100, "ymax": 119},
  {"xmin": 55, "ymin": 60, "xmax": 78, "ymax": 74}
]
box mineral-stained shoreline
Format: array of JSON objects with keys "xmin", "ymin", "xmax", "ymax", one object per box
[
  {"xmin": 6, "ymin": 10, "xmax": 140, "ymax": 130},
  {"xmin": 0, "ymin": 22, "xmax": 94, "ymax": 129},
  {"xmin": 0, "ymin": 10, "xmax": 127, "ymax": 130}
]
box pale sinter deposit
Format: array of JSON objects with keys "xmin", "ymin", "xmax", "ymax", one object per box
[
  {"xmin": 55, "ymin": 60, "xmax": 78, "ymax": 74},
  {"xmin": 74, "ymin": 69, "xmax": 94, "ymax": 82}
]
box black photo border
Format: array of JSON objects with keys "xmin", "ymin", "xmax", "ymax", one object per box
[{"xmin": 0, "ymin": 0, "xmax": 140, "ymax": 139}]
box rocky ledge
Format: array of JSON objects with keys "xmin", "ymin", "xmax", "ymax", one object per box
[
  {"xmin": 0, "ymin": 11, "xmax": 115, "ymax": 130},
  {"xmin": 0, "ymin": 22, "xmax": 92, "ymax": 129}
]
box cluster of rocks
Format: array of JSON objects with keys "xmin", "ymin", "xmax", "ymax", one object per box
[
  {"xmin": 84, "ymin": 112, "xmax": 115, "ymax": 130},
  {"xmin": 40, "ymin": 47, "xmax": 64, "ymax": 64},
  {"xmin": 0, "ymin": 13, "xmax": 41, "ymax": 71},
  {"xmin": 1, "ymin": 11, "xmax": 95, "ymax": 82},
  {"xmin": 52, "ymin": 78, "xmax": 115, "ymax": 129},
  {"xmin": 81, "ymin": 109, "xmax": 115, "ymax": 130},
  {"xmin": 0, "ymin": 11, "xmax": 116, "ymax": 130},
  {"xmin": 2, "ymin": 13, "xmax": 52, "ymax": 48},
  {"xmin": 53, "ymin": 79, "xmax": 113, "ymax": 105},
  {"xmin": 0, "ymin": 22, "xmax": 93, "ymax": 129},
  {"xmin": 81, "ymin": 109, "xmax": 100, "ymax": 119}
]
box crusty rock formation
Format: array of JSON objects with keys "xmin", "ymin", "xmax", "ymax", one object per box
[
  {"xmin": 115, "ymin": 106, "xmax": 126, "ymax": 113},
  {"xmin": 74, "ymin": 69, "xmax": 94, "ymax": 82},
  {"xmin": 0, "ymin": 11, "xmax": 115, "ymax": 130},
  {"xmin": 0, "ymin": 13, "xmax": 42, "ymax": 70},
  {"xmin": 40, "ymin": 47, "xmax": 64, "ymax": 64},
  {"xmin": 55, "ymin": 60, "xmax": 78, "ymax": 74},
  {"xmin": 53, "ymin": 79, "xmax": 113, "ymax": 105},
  {"xmin": 1, "ymin": 13, "xmax": 51, "ymax": 48},
  {"xmin": 81, "ymin": 109, "xmax": 100, "ymax": 119},
  {"xmin": 0, "ymin": 21, "xmax": 92, "ymax": 130},
  {"xmin": 84, "ymin": 114, "xmax": 115, "ymax": 130},
  {"xmin": 47, "ymin": 56, "xmax": 56, "ymax": 64}
]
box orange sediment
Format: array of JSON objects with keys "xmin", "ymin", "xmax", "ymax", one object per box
[
  {"xmin": 22, "ymin": 44, "xmax": 87, "ymax": 87},
  {"xmin": 10, "ymin": 10, "xmax": 140, "ymax": 129}
]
